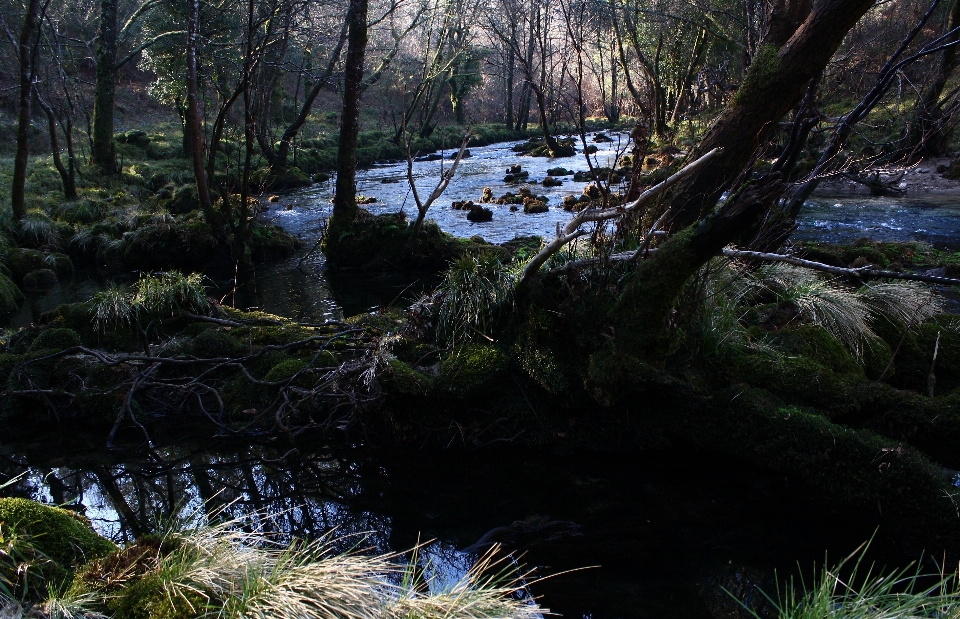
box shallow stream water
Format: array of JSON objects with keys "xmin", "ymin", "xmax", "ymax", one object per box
[{"xmin": 5, "ymin": 135, "xmax": 960, "ymax": 617}]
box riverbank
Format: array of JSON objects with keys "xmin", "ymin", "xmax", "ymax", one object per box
[{"xmin": 813, "ymin": 156, "xmax": 960, "ymax": 195}]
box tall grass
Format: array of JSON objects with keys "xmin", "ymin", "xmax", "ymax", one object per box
[
  {"xmin": 732, "ymin": 542, "xmax": 960, "ymax": 619},
  {"xmin": 100, "ymin": 517, "xmax": 544, "ymax": 619},
  {"xmin": 91, "ymin": 271, "xmax": 209, "ymax": 332},
  {"xmin": 696, "ymin": 261, "xmax": 944, "ymax": 362},
  {"xmin": 433, "ymin": 254, "xmax": 519, "ymax": 345}
]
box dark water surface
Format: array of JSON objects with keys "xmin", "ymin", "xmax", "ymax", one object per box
[{"xmin": 0, "ymin": 436, "xmax": 907, "ymax": 618}]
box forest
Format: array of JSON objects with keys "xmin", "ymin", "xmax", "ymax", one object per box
[{"xmin": 4, "ymin": 0, "xmax": 960, "ymax": 616}]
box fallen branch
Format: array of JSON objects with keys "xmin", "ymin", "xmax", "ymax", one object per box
[
  {"xmin": 719, "ymin": 249, "xmax": 960, "ymax": 285},
  {"xmin": 550, "ymin": 246, "xmax": 960, "ymax": 286}
]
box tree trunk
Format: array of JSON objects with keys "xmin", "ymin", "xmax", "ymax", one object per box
[
  {"xmin": 186, "ymin": 0, "xmax": 214, "ymax": 218},
  {"xmin": 505, "ymin": 47, "xmax": 515, "ymax": 127},
  {"xmin": 37, "ymin": 93, "xmax": 77, "ymax": 200},
  {"xmin": 332, "ymin": 0, "xmax": 369, "ymax": 224},
  {"xmin": 669, "ymin": 0, "xmax": 877, "ymax": 231},
  {"xmin": 92, "ymin": 0, "xmax": 118, "ymax": 172},
  {"xmin": 12, "ymin": 0, "xmax": 41, "ymax": 223}
]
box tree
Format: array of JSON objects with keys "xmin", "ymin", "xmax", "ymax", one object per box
[
  {"xmin": 91, "ymin": 0, "xmax": 182, "ymax": 172},
  {"xmin": 91, "ymin": 0, "xmax": 118, "ymax": 171},
  {"xmin": 185, "ymin": 0, "xmax": 213, "ymax": 217},
  {"xmin": 332, "ymin": 0, "xmax": 370, "ymax": 224},
  {"xmin": 6, "ymin": 0, "xmax": 44, "ymax": 223}
]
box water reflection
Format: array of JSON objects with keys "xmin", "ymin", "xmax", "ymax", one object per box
[{"xmin": 0, "ymin": 439, "xmax": 913, "ymax": 619}]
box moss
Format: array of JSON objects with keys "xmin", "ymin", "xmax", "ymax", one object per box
[
  {"xmin": 72, "ymin": 536, "xmax": 203, "ymax": 619},
  {"xmin": 0, "ymin": 498, "xmax": 116, "ymax": 575},
  {"xmin": 438, "ymin": 343, "xmax": 508, "ymax": 396},
  {"xmin": 119, "ymin": 219, "xmax": 219, "ymax": 271},
  {"xmin": 5, "ymin": 248, "xmax": 73, "ymax": 282},
  {"xmin": 671, "ymin": 387, "xmax": 960, "ymax": 551},
  {"xmin": 615, "ymin": 228, "xmax": 701, "ymax": 354},
  {"xmin": 345, "ymin": 308, "xmax": 407, "ymax": 332},
  {"xmin": 722, "ymin": 345, "xmax": 852, "ymax": 410},
  {"xmin": 734, "ymin": 45, "xmax": 780, "ymax": 106},
  {"xmin": 263, "ymin": 358, "xmax": 308, "ymax": 382},
  {"xmin": 584, "ymin": 345, "xmax": 666, "ymax": 405},
  {"xmin": 168, "ymin": 184, "xmax": 198, "ymax": 214},
  {"xmin": 106, "ymin": 572, "xmax": 205, "ymax": 619},
  {"xmin": 249, "ymin": 223, "xmax": 300, "ymax": 262},
  {"xmin": 28, "ymin": 327, "xmax": 81, "ymax": 353},
  {"xmin": 22, "ymin": 268, "xmax": 59, "ymax": 292},
  {"xmin": 766, "ymin": 325, "xmax": 864, "ymax": 377},
  {"xmin": 381, "ymin": 359, "xmax": 435, "ymax": 396},
  {"xmin": 189, "ymin": 328, "xmax": 246, "ymax": 358},
  {"xmin": 251, "ymin": 166, "xmax": 311, "ymax": 190},
  {"xmin": 0, "ymin": 352, "xmax": 19, "ymax": 383},
  {"xmin": 0, "ymin": 272, "xmax": 24, "ymax": 317}
]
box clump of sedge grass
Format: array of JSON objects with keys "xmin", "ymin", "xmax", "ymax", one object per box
[
  {"xmin": 91, "ymin": 271, "xmax": 209, "ymax": 333},
  {"xmin": 431, "ymin": 254, "xmax": 518, "ymax": 345},
  {"xmin": 102, "ymin": 515, "xmax": 544, "ymax": 619},
  {"xmin": 731, "ymin": 540, "xmax": 960, "ymax": 619}
]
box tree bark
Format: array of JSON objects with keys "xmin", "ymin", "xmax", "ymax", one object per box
[
  {"xmin": 37, "ymin": 92, "xmax": 77, "ymax": 200},
  {"xmin": 332, "ymin": 0, "xmax": 369, "ymax": 223},
  {"xmin": 186, "ymin": 0, "xmax": 214, "ymax": 218},
  {"xmin": 92, "ymin": 0, "xmax": 118, "ymax": 172},
  {"xmin": 12, "ymin": 0, "xmax": 41, "ymax": 223}
]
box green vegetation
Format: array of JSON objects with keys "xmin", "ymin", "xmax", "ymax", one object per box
[{"xmin": 733, "ymin": 542, "xmax": 960, "ymax": 619}]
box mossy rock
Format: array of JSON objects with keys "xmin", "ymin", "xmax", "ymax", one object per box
[
  {"xmin": 168, "ymin": 184, "xmax": 198, "ymax": 214},
  {"xmin": 119, "ymin": 219, "xmax": 219, "ymax": 271},
  {"xmin": 249, "ymin": 224, "xmax": 300, "ymax": 262},
  {"xmin": 263, "ymin": 357, "xmax": 310, "ymax": 385},
  {"xmin": 0, "ymin": 272, "xmax": 25, "ymax": 317},
  {"xmin": 28, "ymin": 327, "xmax": 81, "ymax": 353},
  {"xmin": 189, "ymin": 328, "xmax": 247, "ymax": 358},
  {"xmin": 0, "ymin": 498, "xmax": 116, "ymax": 580},
  {"xmin": 251, "ymin": 166, "xmax": 311, "ymax": 190},
  {"xmin": 5, "ymin": 248, "xmax": 73, "ymax": 282},
  {"xmin": 23, "ymin": 268, "xmax": 59, "ymax": 292},
  {"xmin": 72, "ymin": 536, "xmax": 203, "ymax": 619},
  {"xmin": 122, "ymin": 129, "xmax": 151, "ymax": 148},
  {"xmin": 675, "ymin": 387, "xmax": 960, "ymax": 552},
  {"xmin": 0, "ymin": 352, "xmax": 20, "ymax": 383},
  {"xmin": 767, "ymin": 325, "xmax": 864, "ymax": 377},
  {"xmin": 438, "ymin": 343, "xmax": 508, "ymax": 396},
  {"xmin": 381, "ymin": 359, "xmax": 435, "ymax": 396}
]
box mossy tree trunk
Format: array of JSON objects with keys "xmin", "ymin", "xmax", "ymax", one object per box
[
  {"xmin": 92, "ymin": 0, "xmax": 118, "ymax": 173},
  {"xmin": 614, "ymin": 175, "xmax": 785, "ymax": 355},
  {"xmin": 668, "ymin": 0, "xmax": 875, "ymax": 230},
  {"xmin": 332, "ymin": 0, "xmax": 369, "ymax": 225},
  {"xmin": 12, "ymin": 0, "xmax": 41, "ymax": 223}
]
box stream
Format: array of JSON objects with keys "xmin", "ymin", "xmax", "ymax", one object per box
[{"xmin": 4, "ymin": 134, "xmax": 960, "ymax": 617}]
